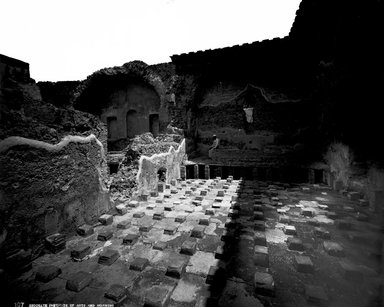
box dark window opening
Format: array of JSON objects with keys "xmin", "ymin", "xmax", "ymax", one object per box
[
  {"xmin": 109, "ymin": 163, "xmax": 119, "ymax": 174},
  {"xmin": 157, "ymin": 167, "xmax": 167, "ymax": 182},
  {"xmin": 198, "ymin": 164, "xmax": 205, "ymax": 179},
  {"xmin": 149, "ymin": 114, "xmax": 159, "ymax": 137},
  {"xmin": 186, "ymin": 165, "xmax": 194, "ymax": 179},
  {"xmin": 257, "ymin": 168, "xmax": 267, "ymax": 181},
  {"xmin": 314, "ymin": 169, "xmax": 324, "ymax": 184},
  {"xmin": 126, "ymin": 109, "xmax": 139, "ymax": 138},
  {"xmin": 107, "ymin": 116, "xmax": 118, "ymax": 139}
]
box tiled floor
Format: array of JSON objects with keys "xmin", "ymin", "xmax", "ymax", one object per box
[{"xmin": 5, "ymin": 178, "xmax": 382, "ymax": 306}]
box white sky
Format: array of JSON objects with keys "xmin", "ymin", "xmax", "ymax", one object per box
[{"xmin": 1, "ymin": 0, "xmax": 302, "ymax": 82}]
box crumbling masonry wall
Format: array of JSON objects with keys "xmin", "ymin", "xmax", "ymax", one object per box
[{"xmin": 136, "ymin": 139, "xmax": 186, "ymax": 195}]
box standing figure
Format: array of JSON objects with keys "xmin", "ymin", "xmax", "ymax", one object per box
[{"xmin": 208, "ymin": 135, "xmax": 220, "ymax": 158}]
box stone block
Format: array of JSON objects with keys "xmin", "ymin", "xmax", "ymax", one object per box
[
  {"xmin": 314, "ymin": 227, "xmax": 331, "ymax": 239},
  {"xmin": 217, "ymin": 191, "xmax": 225, "ymax": 197},
  {"xmin": 123, "ymin": 233, "xmax": 139, "ymax": 245},
  {"xmin": 192, "ymin": 200, "xmax": 202, "ymax": 206},
  {"xmin": 295, "ymin": 255, "xmax": 314, "ymax": 273},
  {"xmin": 115, "ymin": 204, "xmax": 128, "ymax": 215},
  {"xmin": 165, "ymin": 184, "xmax": 171, "ymax": 189},
  {"xmin": 323, "ymin": 241, "xmax": 344, "ymax": 257},
  {"xmin": 150, "ymin": 190, "xmax": 159, "ymax": 197},
  {"xmin": 130, "ymin": 257, "xmax": 149, "ymax": 271},
  {"xmin": 279, "ymin": 216, "xmax": 290, "ymax": 224},
  {"xmin": 139, "ymin": 221, "xmax": 153, "ymax": 232},
  {"xmin": 35, "ymin": 265, "xmax": 61, "ymax": 282},
  {"xmin": 254, "ymin": 245, "xmax": 268, "ymax": 255},
  {"xmin": 253, "ymin": 211, "xmax": 264, "ymax": 221},
  {"xmin": 128, "ymin": 200, "xmax": 139, "ymax": 208},
  {"xmin": 166, "ymin": 258, "xmax": 187, "ymax": 279},
  {"xmin": 212, "ymin": 203, "xmax": 221, "ymax": 209},
  {"xmin": 205, "ymin": 208, "xmax": 215, "ymax": 216},
  {"xmin": 164, "ymin": 224, "xmax": 178, "ymax": 235},
  {"xmin": 305, "ymin": 285, "xmax": 328, "ymax": 303},
  {"xmin": 77, "ymin": 224, "xmax": 94, "ymax": 237},
  {"xmin": 287, "ymin": 237, "xmax": 304, "ymax": 251},
  {"xmin": 153, "ymin": 211, "xmax": 164, "ymax": 220},
  {"xmin": 195, "ymin": 196, "xmax": 204, "ymax": 201},
  {"xmin": 254, "ymin": 272, "xmax": 275, "ymax": 296},
  {"xmin": 326, "ymin": 211, "xmax": 338, "ymax": 219},
  {"xmin": 254, "ymin": 221, "xmax": 265, "ymax": 231},
  {"xmin": 200, "ymin": 190, "xmax": 207, "ymax": 196},
  {"xmin": 254, "ymin": 252, "xmax": 269, "ymax": 268},
  {"xmin": 133, "ymin": 212, "xmax": 145, "ymax": 218},
  {"xmin": 180, "ymin": 240, "xmax": 197, "ymax": 255},
  {"xmin": 98, "ymin": 249, "xmax": 120, "ymax": 265},
  {"xmin": 199, "ymin": 218, "xmax": 210, "ymax": 226},
  {"xmin": 105, "ymin": 284, "xmax": 127, "ymax": 302},
  {"xmin": 191, "ymin": 226, "xmax": 206, "ymax": 238},
  {"xmin": 185, "ymin": 190, "xmax": 192, "ymax": 195},
  {"xmin": 214, "ymin": 197, "xmax": 223, "ymax": 203},
  {"xmin": 175, "ymin": 215, "xmax": 186, "ymax": 223},
  {"xmin": 71, "ymin": 244, "xmax": 91, "ymax": 260},
  {"xmin": 147, "ymin": 204, "xmax": 156, "ymax": 210},
  {"xmin": 254, "ymin": 205, "xmax": 263, "ymax": 212},
  {"xmin": 153, "ymin": 241, "xmax": 167, "ymax": 251},
  {"xmin": 99, "ymin": 214, "xmax": 113, "ymax": 225},
  {"xmin": 45, "ymin": 233, "xmax": 66, "ymax": 253},
  {"xmin": 117, "ymin": 219, "xmax": 131, "ymax": 229},
  {"xmin": 66, "ymin": 271, "xmax": 92, "ymax": 292},
  {"xmin": 254, "ymin": 231, "xmax": 267, "ymax": 246},
  {"xmin": 173, "ymin": 200, "xmax": 181, "ymax": 205},
  {"xmin": 156, "ymin": 199, "xmax": 163, "ymax": 204},
  {"xmin": 171, "ymin": 189, "xmax": 178, "ymax": 194},
  {"xmin": 301, "ymin": 208, "xmax": 315, "ymax": 217},
  {"xmin": 164, "ymin": 193, "xmax": 171, "ymax": 198},
  {"xmin": 284, "ymin": 225, "xmax": 297, "ymax": 236},
  {"xmin": 97, "ymin": 230, "xmax": 113, "ymax": 241},
  {"xmin": 164, "ymin": 204, "xmax": 174, "ymax": 211}
]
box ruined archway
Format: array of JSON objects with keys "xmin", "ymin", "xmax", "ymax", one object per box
[{"xmin": 126, "ymin": 109, "xmax": 139, "ymax": 138}]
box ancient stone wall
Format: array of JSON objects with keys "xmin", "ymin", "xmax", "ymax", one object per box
[
  {"xmin": 0, "ymin": 55, "xmax": 110, "ymax": 253},
  {"xmin": 0, "ymin": 135, "xmax": 110, "ymax": 253},
  {"xmin": 73, "ymin": 61, "xmax": 179, "ymax": 150}
]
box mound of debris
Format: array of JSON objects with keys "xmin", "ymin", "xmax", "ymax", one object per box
[{"xmin": 109, "ymin": 132, "xmax": 183, "ymax": 202}]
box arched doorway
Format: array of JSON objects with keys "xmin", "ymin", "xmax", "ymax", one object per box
[
  {"xmin": 149, "ymin": 114, "xmax": 159, "ymax": 137},
  {"xmin": 126, "ymin": 109, "xmax": 139, "ymax": 138},
  {"xmin": 107, "ymin": 116, "xmax": 118, "ymax": 139}
]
